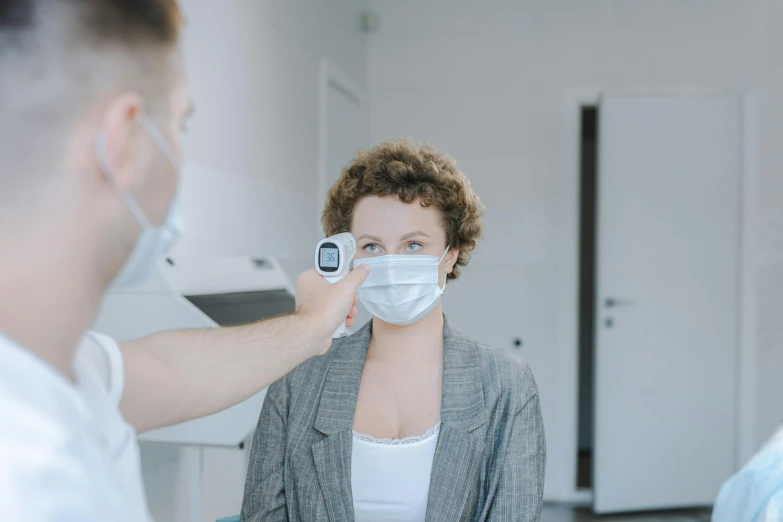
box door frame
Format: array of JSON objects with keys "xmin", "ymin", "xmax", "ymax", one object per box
[
  {"xmin": 554, "ymin": 89, "xmax": 759, "ymax": 503},
  {"xmin": 317, "ymin": 59, "xmax": 367, "ymax": 235}
]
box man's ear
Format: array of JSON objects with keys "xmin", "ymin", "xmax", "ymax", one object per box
[{"xmin": 97, "ymin": 92, "xmax": 144, "ymax": 191}]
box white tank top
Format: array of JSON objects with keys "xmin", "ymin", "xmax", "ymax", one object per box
[{"xmin": 351, "ymin": 423, "xmax": 440, "ymax": 522}]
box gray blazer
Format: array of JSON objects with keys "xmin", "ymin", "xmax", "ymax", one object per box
[{"xmin": 241, "ymin": 319, "xmax": 546, "ymax": 522}]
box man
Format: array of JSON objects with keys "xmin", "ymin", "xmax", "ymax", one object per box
[{"xmin": 0, "ymin": 1, "xmax": 368, "ymax": 520}]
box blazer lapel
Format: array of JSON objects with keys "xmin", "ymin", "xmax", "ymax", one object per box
[
  {"xmin": 311, "ymin": 323, "xmax": 371, "ymax": 522},
  {"xmin": 312, "ymin": 432, "xmax": 355, "ymax": 522},
  {"xmin": 426, "ymin": 319, "xmax": 488, "ymax": 521}
]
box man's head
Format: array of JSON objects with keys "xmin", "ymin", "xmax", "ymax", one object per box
[{"xmin": 0, "ymin": 0, "xmax": 191, "ymax": 285}]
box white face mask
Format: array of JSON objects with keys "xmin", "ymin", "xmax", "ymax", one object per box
[
  {"xmin": 96, "ymin": 114, "xmax": 183, "ymax": 287},
  {"xmin": 354, "ymin": 246, "xmax": 450, "ymax": 326}
]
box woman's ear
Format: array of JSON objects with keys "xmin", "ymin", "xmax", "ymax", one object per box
[{"xmin": 446, "ymin": 248, "xmax": 459, "ymax": 274}]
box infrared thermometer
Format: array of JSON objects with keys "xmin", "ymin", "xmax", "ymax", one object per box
[{"xmin": 315, "ymin": 232, "xmax": 357, "ymax": 338}]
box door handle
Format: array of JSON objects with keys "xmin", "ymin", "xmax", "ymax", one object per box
[{"xmin": 605, "ymin": 297, "xmax": 636, "ymax": 308}]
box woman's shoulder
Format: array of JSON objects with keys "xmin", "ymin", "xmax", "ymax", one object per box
[
  {"xmin": 477, "ymin": 342, "xmax": 537, "ymax": 389},
  {"xmin": 451, "ymin": 331, "xmax": 540, "ymax": 412},
  {"xmin": 268, "ymin": 330, "xmax": 362, "ymax": 396}
]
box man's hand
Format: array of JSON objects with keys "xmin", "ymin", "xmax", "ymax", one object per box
[{"xmin": 295, "ymin": 265, "xmax": 370, "ymax": 355}]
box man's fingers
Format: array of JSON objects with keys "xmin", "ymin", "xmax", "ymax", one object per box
[
  {"xmin": 296, "ymin": 268, "xmax": 320, "ymax": 286},
  {"xmin": 341, "ymin": 265, "xmax": 369, "ymax": 291}
]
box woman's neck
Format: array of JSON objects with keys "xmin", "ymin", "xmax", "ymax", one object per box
[{"xmin": 367, "ymin": 305, "xmax": 444, "ymax": 365}]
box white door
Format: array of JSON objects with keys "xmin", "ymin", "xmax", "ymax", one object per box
[
  {"xmin": 325, "ymin": 78, "xmax": 366, "ymax": 198},
  {"xmin": 322, "ymin": 67, "xmax": 371, "ymax": 330},
  {"xmin": 594, "ymin": 94, "xmax": 742, "ymax": 513}
]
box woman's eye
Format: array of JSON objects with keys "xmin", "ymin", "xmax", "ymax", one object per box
[
  {"xmin": 406, "ymin": 242, "xmax": 422, "ymax": 252},
  {"xmin": 364, "ymin": 244, "xmax": 379, "ymax": 253}
]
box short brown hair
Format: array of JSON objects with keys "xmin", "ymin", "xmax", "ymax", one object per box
[
  {"xmin": 0, "ymin": 0, "xmax": 182, "ymax": 198},
  {"xmin": 322, "ymin": 139, "xmax": 485, "ymax": 281},
  {"xmin": 0, "ymin": 0, "xmax": 181, "ymax": 46},
  {"xmin": 0, "ymin": 0, "xmax": 182, "ymax": 119}
]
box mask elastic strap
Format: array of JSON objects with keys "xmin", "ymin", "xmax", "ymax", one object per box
[
  {"xmin": 137, "ymin": 114, "xmax": 181, "ymax": 170},
  {"xmin": 438, "ymin": 245, "xmax": 451, "ymax": 265},
  {"xmin": 95, "ymin": 131, "xmax": 153, "ymax": 229},
  {"xmin": 437, "ymin": 245, "xmax": 451, "ymax": 291}
]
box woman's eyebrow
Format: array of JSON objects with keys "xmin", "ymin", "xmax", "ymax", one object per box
[
  {"xmin": 400, "ymin": 231, "xmax": 431, "ymax": 241},
  {"xmin": 356, "ymin": 234, "xmax": 383, "ymax": 242}
]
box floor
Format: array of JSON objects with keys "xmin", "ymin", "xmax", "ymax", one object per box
[{"xmin": 542, "ymin": 504, "xmax": 712, "ymax": 522}]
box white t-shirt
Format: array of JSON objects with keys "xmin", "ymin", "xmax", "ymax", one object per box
[
  {"xmin": 0, "ymin": 330, "xmax": 151, "ymax": 522},
  {"xmin": 351, "ymin": 422, "xmax": 440, "ymax": 522}
]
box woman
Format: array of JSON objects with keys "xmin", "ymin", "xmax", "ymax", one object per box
[{"xmin": 241, "ymin": 139, "xmax": 545, "ymax": 522}]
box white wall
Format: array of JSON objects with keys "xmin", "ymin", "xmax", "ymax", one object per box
[
  {"xmin": 174, "ymin": 0, "xmax": 367, "ymax": 277},
  {"xmin": 144, "ymin": 1, "xmax": 368, "ymax": 520},
  {"xmin": 366, "ymin": 0, "xmax": 783, "ymax": 501}
]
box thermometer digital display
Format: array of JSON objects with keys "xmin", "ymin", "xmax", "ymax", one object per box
[{"xmin": 314, "ymin": 232, "xmax": 356, "ymax": 338}]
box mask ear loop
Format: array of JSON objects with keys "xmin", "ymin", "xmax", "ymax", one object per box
[
  {"xmin": 438, "ymin": 245, "xmax": 451, "ymax": 264},
  {"xmin": 135, "ymin": 114, "xmax": 183, "ymax": 235},
  {"xmin": 437, "ymin": 245, "xmax": 451, "ymax": 291},
  {"xmin": 95, "ymin": 130, "xmax": 153, "ymax": 229},
  {"xmin": 137, "ymin": 114, "xmax": 181, "ymax": 170}
]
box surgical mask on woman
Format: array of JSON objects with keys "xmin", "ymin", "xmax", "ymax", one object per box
[
  {"xmin": 95, "ymin": 114, "xmax": 183, "ymax": 287},
  {"xmin": 354, "ymin": 246, "xmax": 450, "ymax": 325}
]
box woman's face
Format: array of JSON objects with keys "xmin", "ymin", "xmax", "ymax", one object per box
[{"xmin": 351, "ymin": 196, "xmax": 459, "ymax": 285}]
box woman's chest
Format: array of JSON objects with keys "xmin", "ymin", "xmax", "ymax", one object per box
[{"xmin": 352, "ymin": 361, "xmax": 442, "ymax": 438}]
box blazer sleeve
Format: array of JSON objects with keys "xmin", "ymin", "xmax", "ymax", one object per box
[
  {"xmin": 241, "ymin": 378, "xmax": 289, "ymax": 522},
  {"xmin": 486, "ymin": 364, "xmax": 546, "ymax": 522}
]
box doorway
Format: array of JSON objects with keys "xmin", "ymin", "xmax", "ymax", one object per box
[
  {"xmin": 588, "ymin": 94, "xmax": 747, "ymax": 513},
  {"xmin": 561, "ymin": 92, "xmax": 757, "ymax": 507},
  {"xmin": 576, "ymin": 106, "xmax": 598, "ymax": 491}
]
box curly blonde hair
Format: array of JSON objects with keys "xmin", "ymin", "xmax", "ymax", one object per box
[{"xmin": 322, "ymin": 138, "xmax": 485, "ymax": 280}]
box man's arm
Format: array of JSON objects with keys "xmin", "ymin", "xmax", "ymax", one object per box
[{"xmin": 119, "ymin": 266, "xmax": 368, "ymax": 433}]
